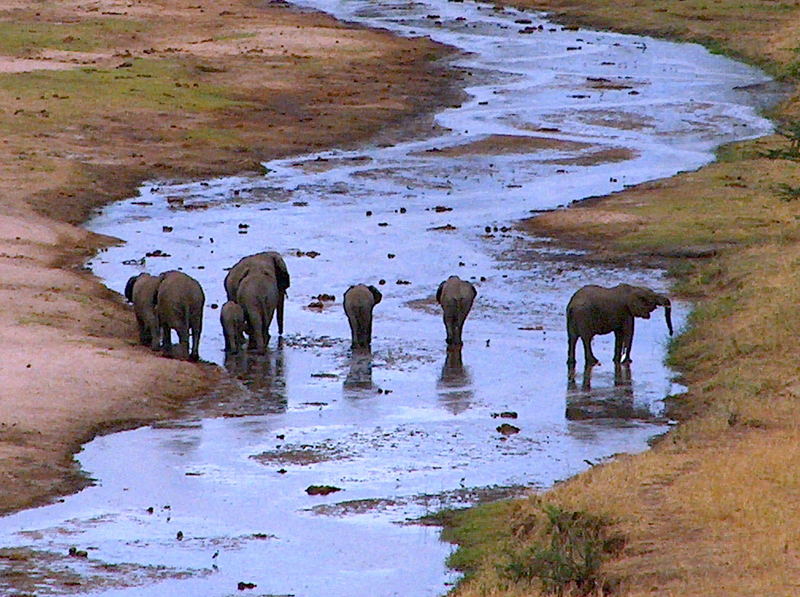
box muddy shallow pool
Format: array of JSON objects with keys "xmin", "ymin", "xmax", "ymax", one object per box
[{"xmin": 0, "ymin": 0, "xmax": 775, "ymax": 595}]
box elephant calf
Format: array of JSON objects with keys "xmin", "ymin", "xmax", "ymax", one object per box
[
  {"xmin": 566, "ymin": 283, "xmax": 672, "ymax": 368},
  {"xmin": 220, "ymin": 300, "xmax": 246, "ymax": 354},
  {"xmin": 436, "ymin": 275, "xmax": 477, "ymax": 347},
  {"xmin": 343, "ymin": 284, "xmax": 382, "ymax": 350},
  {"xmin": 124, "ymin": 272, "xmax": 161, "ymax": 351},
  {"xmin": 155, "ymin": 270, "xmax": 205, "ymax": 361}
]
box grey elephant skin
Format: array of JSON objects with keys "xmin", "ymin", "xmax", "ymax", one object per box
[
  {"xmin": 224, "ymin": 251, "xmax": 290, "ymax": 335},
  {"xmin": 236, "ymin": 270, "xmax": 280, "ymax": 354},
  {"xmin": 154, "ymin": 270, "xmax": 205, "ymax": 361},
  {"xmin": 436, "ymin": 275, "xmax": 477, "ymax": 347},
  {"xmin": 124, "ymin": 273, "xmax": 161, "ymax": 351},
  {"xmin": 220, "ymin": 300, "xmax": 246, "ymax": 354},
  {"xmin": 343, "ymin": 284, "xmax": 382, "ymax": 350},
  {"xmin": 566, "ymin": 283, "xmax": 672, "ymax": 368}
]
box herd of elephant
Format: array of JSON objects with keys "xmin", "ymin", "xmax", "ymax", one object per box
[{"xmin": 124, "ymin": 250, "xmax": 673, "ymax": 368}]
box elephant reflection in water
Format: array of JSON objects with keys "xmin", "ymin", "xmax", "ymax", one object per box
[
  {"xmin": 223, "ymin": 341, "xmax": 287, "ymax": 414},
  {"xmin": 565, "ymin": 363, "xmax": 653, "ymax": 421},
  {"xmin": 436, "ymin": 349, "xmax": 474, "ymax": 415},
  {"xmin": 343, "ymin": 351, "xmax": 375, "ymax": 394}
]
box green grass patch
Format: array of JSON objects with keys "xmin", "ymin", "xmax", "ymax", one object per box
[{"xmin": 0, "ymin": 19, "xmax": 150, "ymax": 55}]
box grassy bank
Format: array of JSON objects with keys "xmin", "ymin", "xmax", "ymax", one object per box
[{"xmin": 445, "ymin": 1, "xmax": 800, "ymax": 595}]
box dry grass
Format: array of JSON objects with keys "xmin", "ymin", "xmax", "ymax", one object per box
[{"xmin": 448, "ymin": 0, "xmax": 800, "ymax": 595}]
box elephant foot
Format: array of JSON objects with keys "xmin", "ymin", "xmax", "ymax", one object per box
[
  {"xmin": 189, "ymin": 353, "xmax": 200, "ymax": 363},
  {"xmin": 586, "ymin": 358, "xmax": 600, "ymax": 368},
  {"xmin": 622, "ymin": 357, "xmax": 633, "ymax": 364}
]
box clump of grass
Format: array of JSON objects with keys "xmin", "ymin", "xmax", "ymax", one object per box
[
  {"xmin": 762, "ymin": 121, "xmax": 800, "ymax": 160},
  {"xmin": 772, "ymin": 182, "xmax": 800, "ymax": 201},
  {"xmin": 498, "ymin": 504, "xmax": 623, "ymax": 596}
]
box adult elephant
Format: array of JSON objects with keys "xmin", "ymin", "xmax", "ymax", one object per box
[
  {"xmin": 224, "ymin": 251, "xmax": 290, "ymax": 335},
  {"xmin": 124, "ymin": 272, "xmax": 161, "ymax": 351},
  {"xmin": 236, "ymin": 270, "xmax": 280, "ymax": 354},
  {"xmin": 436, "ymin": 275, "xmax": 477, "ymax": 348},
  {"xmin": 566, "ymin": 283, "xmax": 672, "ymax": 368},
  {"xmin": 154, "ymin": 270, "xmax": 205, "ymax": 361},
  {"xmin": 343, "ymin": 284, "xmax": 382, "ymax": 350}
]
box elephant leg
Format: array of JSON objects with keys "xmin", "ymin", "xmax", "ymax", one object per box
[
  {"xmin": 365, "ymin": 314, "xmax": 373, "ymax": 348},
  {"xmin": 613, "ymin": 330, "xmax": 624, "ymax": 364},
  {"xmin": 622, "ymin": 320, "xmax": 635, "ymax": 364},
  {"xmin": 189, "ymin": 318, "xmax": 202, "ymax": 362},
  {"xmin": 249, "ymin": 309, "xmax": 266, "ymax": 354},
  {"xmin": 582, "ymin": 335, "xmax": 599, "ymax": 367},
  {"xmin": 160, "ymin": 323, "xmax": 173, "ymax": 356},
  {"xmin": 135, "ymin": 314, "xmax": 149, "ymax": 346},
  {"xmin": 567, "ymin": 330, "xmax": 578, "ymax": 367},
  {"xmin": 277, "ymin": 292, "xmax": 285, "ymax": 336},
  {"xmin": 444, "ymin": 312, "xmax": 459, "ymax": 346},
  {"xmin": 176, "ymin": 324, "xmax": 190, "ymax": 360}
]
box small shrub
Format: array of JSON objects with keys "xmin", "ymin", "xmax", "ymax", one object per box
[
  {"xmin": 499, "ymin": 504, "xmax": 624, "ymax": 596},
  {"xmin": 772, "ymin": 182, "xmax": 800, "ymax": 202}
]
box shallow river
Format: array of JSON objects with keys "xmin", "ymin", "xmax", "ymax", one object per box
[{"xmin": 0, "ymin": 0, "xmax": 775, "ymax": 595}]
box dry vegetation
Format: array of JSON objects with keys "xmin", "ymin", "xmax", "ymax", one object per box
[{"xmin": 446, "ymin": 0, "xmax": 800, "ymax": 595}]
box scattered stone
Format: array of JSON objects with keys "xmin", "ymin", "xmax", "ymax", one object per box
[
  {"xmin": 176, "ymin": 531, "xmax": 184, "ymax": 541},
  {"xmin": 496, "ymin": 423, "xmax": 520, "ymax": 436},
  {"xmin": 378, "ymin": 279, "xmax": 386, "ymax": 285},
  {"xmin": 395, "ymin": 279, "xmax": 411, "ymax": 285},
  {"xmin": 145, "ymin": 249, "xmax": 171, "ymax": 258},
  {"xmin": 237, "ymin": 581, "xmax": 257, "ymax": 590},
  {"xmin": 432, "ymin": 205, "xmax": 452, "ymax": 212},
  {"xmin": 313, "ymin": 293, "xmax": 335, "ymax": 301},
  {"xmin": 378, "ymin": 222, "xmax": 389, "ymax": 227},
  {"xmin": 306, "ymin": 485, "xmax": 342, "ymax": 496},
  {"xmin": 162, "ymin": 226, "xmax": 173, "ymax": 233},
  {"xmin": 68, "ymin": 547, "xmax": 88, "ymax": 558},
  {"xmin": 491, "ymin": 411, "xmax": 518, "ymax": 419},
  {"xmin": 366, "ymin": 210, "xmax": 373, "ymax": 216},
  {"xmin": 307, "ymin": 301, "xmax": 324, "ymax": 310}
]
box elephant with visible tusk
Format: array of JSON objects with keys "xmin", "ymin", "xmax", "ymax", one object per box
[
  {"xmin": 124, "ymin": 272, "xmax": 161, "ymax": 351},
  {"xmin": 566, "ymin": 283, "xmax": 672, "ymax": 368},
  {"xmin": 343, "ymin": 284, "xmax": 382, "ymax": 350},
  {"xmin": 224, "ymin": 251, "xmax": 290, "ymax": 336},
  {"xmin": 154, "ymin": 270, "xmax": 205, "ymax": 361},
  {"xmin": 436, "ymin": 275, "xmax": 477, "ymax": 348}
]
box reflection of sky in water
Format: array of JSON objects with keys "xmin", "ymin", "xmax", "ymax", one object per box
[{"xmin": 0, "ymin": 0, "xmax": 775, "ymax": 595}]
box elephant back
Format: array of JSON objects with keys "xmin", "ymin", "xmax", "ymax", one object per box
[{"xmin": 225, "ymin": 251, "xmax": 290, "ymax": 301}]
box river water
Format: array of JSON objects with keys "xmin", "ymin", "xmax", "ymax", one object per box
[{"xmin": 0, "ymin": 0, "xmax": 775, "ymax": 595}]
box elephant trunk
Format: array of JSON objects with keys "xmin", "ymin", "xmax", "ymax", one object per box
[
  {"xmin": 664, "ymin": 302, "xmax": 673, "ymax": 336},
  {"xmin": 277, "ymin": 291, "xmax": 285, "ymax": 335}
]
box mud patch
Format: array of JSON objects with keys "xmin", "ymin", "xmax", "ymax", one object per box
[
  {"xmin": 308, "ymin": 485, "xmax": 533, "ymax": 518},
  {"xmin": 543, "ymin": 146, "xmax": 638, "ymax": 166},
  {"xmin": 413, "ymin": 134, "xmax": 590, "ymax": 157},
  {"xmin": 0, "ymin": 547, "xmax": 204, "ymax": 595},
  {"xmin": 252, "ymin": 442, "xmax": 353, "ymax": 466}
]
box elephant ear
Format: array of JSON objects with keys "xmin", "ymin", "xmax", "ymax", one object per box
[
  {"xmin": 628, "ymin": 290, "xmax": 655, "ymax": 319},
  {"xmin": 124, "ymin": 274, "xmax": 141, "ymax": 303},
  {"xmin": 272, "ymin": 254, "xmax": 290, "ymax": 292},
  {"xmin": 436, "ymin": 280, "xmax": 446, "ymax": 305},
  {"xmin": 368, "ymin": 285, "xmax": 382, "ymax": 305}
]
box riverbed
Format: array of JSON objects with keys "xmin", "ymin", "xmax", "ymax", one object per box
[{"xmin": 0, "ymin": 0, "xmax": 774, "ymax": 595}]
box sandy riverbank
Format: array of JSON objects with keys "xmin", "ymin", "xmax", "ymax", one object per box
[{"xmin": 0, "ymin": 0, "xmax": 459, "ymax": 516}]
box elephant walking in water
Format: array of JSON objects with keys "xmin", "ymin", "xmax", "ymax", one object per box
[
  {"xmin": 566, "ymin": 283, "xmax": 672, "ymax": 368},
  {"xmin": 154, "ymin": 270, "xmax": 205, "ymax": 361},
  {"xmin": 436, "ymin": 275, "xmax": 477, "ymax": 348},
  {"xmin": 236, "ymin": 270, "xmax": 280, "ymax": 354},
  {"xmin": 124, "ymin": 272, "xmax": 161, "ymax": 351},
  {"xmin": 224, "ymin": 251, "xmax": 290, "ymax": 336},
  {"xmin": 220, "ymin": 300, "xmax": 246, "ymax": 354},
  {"xmin": 343, "ymin": 284, "xmax": 382, "ymax": 350}
]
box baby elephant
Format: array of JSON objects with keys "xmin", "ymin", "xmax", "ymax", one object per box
[
  {"xmin": 220, "ymin": 300, "xmax": 246, "ymax": 354},
  {"xmin": 436, "ymin": 275, "xmax": 477, "ymax": 347},
  {"xmin": 566, "ymin": 283, "xmax": 672, "ymax": 368},
  {"xmin": 343, "ymin": 284, "xmax": 382, "ymax": 350}
]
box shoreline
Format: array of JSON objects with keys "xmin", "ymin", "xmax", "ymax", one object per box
[{"xmin": 0, "ymin": 0, "xmax": 462, "ymax": 518}]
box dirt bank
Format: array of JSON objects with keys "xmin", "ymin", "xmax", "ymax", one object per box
[
  {"xmin": 445, "ymin": 1, "xmax": 800, "ymax": 596},
  {"xmin": 0, "ymin": 0, "xmax": 458, "ymax": 516}
]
